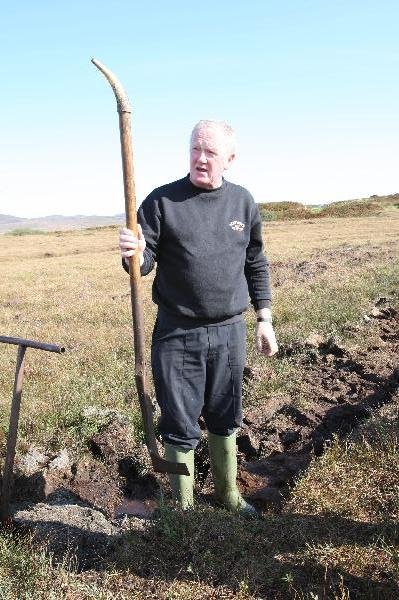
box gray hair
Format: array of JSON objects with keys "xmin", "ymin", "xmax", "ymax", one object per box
[{"xmin": 190, "ymin": 120, "xmax": 236, "ymax": 155}]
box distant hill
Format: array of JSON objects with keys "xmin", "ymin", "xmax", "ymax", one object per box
[
  {"xmin": 0, "ymin": 213, "xmax": 125, "ymax": 233},
  {"xmin": 259, "ymin": 193, "xmax": 399, "ymax": 222},
  {"xmin": 2, "ymin": 193, "xmax": 398, "ymax": 232}
]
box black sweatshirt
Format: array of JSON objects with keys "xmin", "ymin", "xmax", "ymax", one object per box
[{"xmin": 123, "ymin": 175, "xmax": 271, "ymax": 322}]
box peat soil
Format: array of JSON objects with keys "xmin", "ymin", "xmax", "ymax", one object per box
[
  {"xmin": 236, "ymin": 300, "xmax": 399, "ymax": 508},
  {"xmin": 270, "ymin": 241, "xmax": 397, "ymax": 287},
  {"xmin": 3, "ymin": 300, "xmax": 398, "ymax": 570}
]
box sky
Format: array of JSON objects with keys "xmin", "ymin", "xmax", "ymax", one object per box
[{"xmin": 1, "ymin": 1, "xmax": 398, "ymax": 218}]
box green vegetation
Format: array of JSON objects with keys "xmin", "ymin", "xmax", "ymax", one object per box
[
  {"xmin": 5, "ymin": 228, "xmax": 47, "ymax": 236},
  {"xmin": 0, "ymin": 532, "xmax": 73, "ymax": 600},
  {"xmin": 258, "ymin": 193, "xmax": 399, "ymax": 222},
  {"xmin": 259, "ymin": 201, "xmax": 313, "ymax": 221}
]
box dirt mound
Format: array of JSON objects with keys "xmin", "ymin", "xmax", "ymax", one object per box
[
  {"xmin": 7, "ymin": 410, "xmax": 160, "ymax": 568},
  {"xmin": 235, "ymin": 304, "xmax": 399, "ymax": 506},
  {"xmin": 12, "ymin": 489, "xmax": 121, "ymax": 570}
]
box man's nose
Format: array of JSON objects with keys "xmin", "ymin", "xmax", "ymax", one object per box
[{"xmin": 198, "ymin": 149, "xmax": 207, "ymax": 162}]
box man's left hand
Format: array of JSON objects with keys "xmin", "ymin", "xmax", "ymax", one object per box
[{"xmin": 256, "ymin": 322, "xmax": 278, "ymax": 357}]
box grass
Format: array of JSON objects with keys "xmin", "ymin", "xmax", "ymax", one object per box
[
  {"xmin": 0, "ymin": 531, "xmax": 75, "ymax": 600},
  {"xmin": 258, "ymin": 194, "xmax": 397, "ymax": 222},
  {"xmin": 5, "ymin": 228, "xmax": 47, "ymax": 236},
  {"xmin": 0, "ymin": 211, "xmax": 398, "ymax": 598},
  {"xmin": 259, "ymin": 201, "xmax": 314, "ymax": 221}
]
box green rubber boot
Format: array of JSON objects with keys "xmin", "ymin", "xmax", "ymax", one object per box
[
  {"xmin": 208, "ymin": 431, "xmax": 257, "ymax": 516},
  {"xmin": 164, "ymin": 443, "xmax": 195, "ymax": 509}
]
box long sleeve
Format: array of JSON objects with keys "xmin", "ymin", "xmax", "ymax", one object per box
[{"xmin": 244, "ymin": 203, "xmax": 272, "ymax": 310}]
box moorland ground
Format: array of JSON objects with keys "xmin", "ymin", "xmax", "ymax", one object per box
[{"xmin": 0, "ymin": 207, "xmax": 398, "ymax": 599}]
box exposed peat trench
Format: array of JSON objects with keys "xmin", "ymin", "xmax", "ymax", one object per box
[
  {"xmin": 236, "ymin": 303, "xmax": 399, "ymax": 507},
  {"xmin": 5, "ymin": 303, "xmax": 399, "ymax": 569}
]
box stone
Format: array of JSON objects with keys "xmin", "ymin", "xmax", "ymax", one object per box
[
  {"xmin": 48, "ymin": 449, "xmax": 71, "ymax": 472},
  {"xmin": 370, "ymin": 307, "xmax": 384, "ymax": 318},
  {"xmin": 17, "ymin": 446, "xmax": 50, "ymax": 476},
  {"xmin": 81, "ymin": 405, "xmax": 128, "ymax": 425},
  {"xmin": 12, "ymin": 490, "xmax": 119, "ymax": 569},
  {"xmin": 305, "ymin": 333, "xmax": 324, "ymax": 348}
]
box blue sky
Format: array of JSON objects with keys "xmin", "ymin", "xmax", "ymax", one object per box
[{"xmin": 1, "ymin": 1, "xmax": 398, "ymax": 217}]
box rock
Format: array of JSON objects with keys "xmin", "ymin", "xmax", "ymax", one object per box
[
  {"xmin": 370, "ymin": 307, "xmax": 384, "ymax": 318},
  {"xmin": 17, "ymin": 446, "xmax": 50, "ymax": 476},
  {"xmin": 81, "ymin": 405, "xmax": 127, "ymax": 425},
  {"xmin": 305, "ymin": 333, "xmax": 324, "ymax": 348},
  {"xmin": 48, "ymin": 449, "xmax": 71, "ymax": 472}
]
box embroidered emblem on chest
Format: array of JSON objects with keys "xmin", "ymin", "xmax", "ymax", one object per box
[{"xmin": 229, "ymin": 220, "xmax": 245, "ymax": 232}]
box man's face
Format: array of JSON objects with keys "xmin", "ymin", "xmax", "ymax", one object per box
[{"xmin": 189, "ymin": 127, "xmax": 235, "ymax": 189}]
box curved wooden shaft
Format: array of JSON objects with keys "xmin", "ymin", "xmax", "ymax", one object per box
[{"xmin": 92, "ymin": 58, "xmax": 188, "ymax": 476}]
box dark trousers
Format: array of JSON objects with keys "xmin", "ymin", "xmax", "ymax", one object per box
[{"xmin": 151, "ymin": 314, "xmax": 246, "ymax": 450}]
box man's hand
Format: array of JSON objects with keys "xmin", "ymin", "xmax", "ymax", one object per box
[
  {"xmin": 119, "ymin": 225, "xmax": 146, "ymax": 267},
  {"xmin": 255, "ymin": 321, "xmax": 278, "ymax": 357}
]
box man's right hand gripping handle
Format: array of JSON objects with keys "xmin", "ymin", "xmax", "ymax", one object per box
[{"xmin": 119, "ymin": 225, "xmax": 146, "ymax": 268}]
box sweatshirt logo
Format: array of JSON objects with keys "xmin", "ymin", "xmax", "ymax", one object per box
[{"xmin": 229, "ymin": 220, "xmax": 245, "ymax": 232}]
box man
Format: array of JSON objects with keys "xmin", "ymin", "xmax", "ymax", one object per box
[{"xmin": 119, "ymin": 120, "xmax": 278, "ymax": 514}]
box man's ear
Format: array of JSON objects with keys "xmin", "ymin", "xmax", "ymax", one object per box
[{"xmin": 225, "ymin": 153, "xmax": 236, "ymax": 170}]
